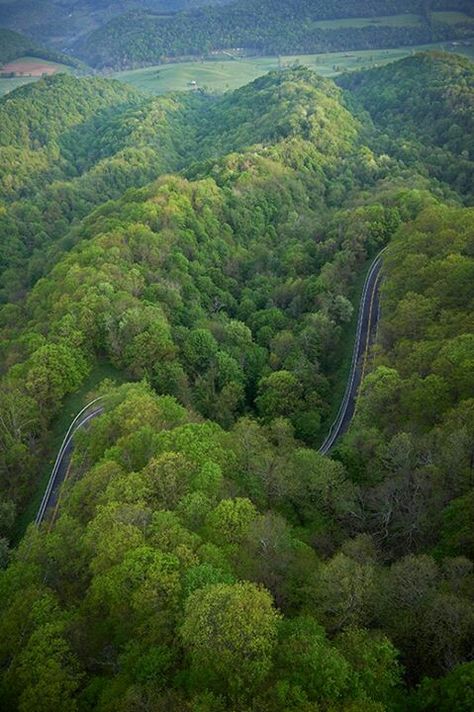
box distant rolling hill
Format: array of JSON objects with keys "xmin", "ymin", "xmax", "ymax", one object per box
[
  {"xmin": 0, "ymin": 0, "xmax": 233, "ymax": 47},
  {"xmin": 338, "ymin": 51, "xmax": 474, "ymax": 195},
  {"xmin": 72, "ymin": 0, "xmax": 474, "ymax": 69},
  {"xmin": 0, "ymin": 28, "xmax": 82, "ymax": 68}
]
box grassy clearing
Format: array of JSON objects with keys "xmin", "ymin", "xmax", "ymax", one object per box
[
  {"xmin": 0, "ymin": 55, "xmax": 73, "ymax": 96},
  {"xmin": 313, "ymin": 13, "xmax": 422, "ymax": 29},
  {"xmin": 113, "ymin": 40, "xmax": 474, "ymax": 95},
  {"xmin": 12, "ymin": 361, "xmax": 126, "ymax": 543},
  {"xmin": 0, "ymin": 75, "xmax": 35, "ymax": 96},
  {"xmin": 433, "ymin": 11, "xmax": 474, "ymax": 26},
  {"xmin": 113, "ymin": 58, "xmax": 277, "ymax": 94}
]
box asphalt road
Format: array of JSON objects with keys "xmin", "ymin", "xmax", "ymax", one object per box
[
  {"xmin": 35, "ymin": 397, "xmax": 104, "ymax": 526},
  {"xmin": 319, "ymin": 248, "xmax": 386, "ymax": 456}
]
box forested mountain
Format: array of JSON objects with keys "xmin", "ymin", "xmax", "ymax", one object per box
[
  {"xmin": 0, "ymin": 53, "xmax": 473, "ymax": 711},
  {"xmin": 73, "ymin": 0, "xmax": 474, "ymax": 69}
]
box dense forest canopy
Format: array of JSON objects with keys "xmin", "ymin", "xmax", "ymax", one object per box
[
  {"xmin": 0, "ymin": 49, "xmax": 473, "ymax": 711},
  {"xmin": 337, "ymin": 51, "xmax": 474, "ymax": 197}
]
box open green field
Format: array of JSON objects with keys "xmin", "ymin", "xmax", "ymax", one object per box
[
  {"xmin": 0, "ymin": 75, "xmax": 35, "ymax": 96},
  {"xmin": 113, "ymin": 40, "xmax": 474, "ymax": 95},
  {"xmin": 433, "ymin": 11, "xmax": 474, "ymax": 26},
  {"xmin": 0, "ymin": 55, "xmax": 73, "ymax": 96},
  {"xmin": 313, "ymin": 13, "xmax": 422, "ymax": 29}
]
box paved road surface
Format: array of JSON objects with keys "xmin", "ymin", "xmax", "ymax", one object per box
[
  {"xmin": 319, "ymin": 249, "xmax": 385, "ymax": 455},
  {"xmin": 35, "ymin": 397, "xmax": 104, "ymax": 526}
]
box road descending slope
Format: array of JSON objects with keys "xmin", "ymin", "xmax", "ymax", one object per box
[
  {"xmin": 36, "ymin": 250, "xmax": 385, "ymax": 525},
  {"xmin": 319, "ymin": 249, "xmax": 385, "ymax": 455},
  {"xmin": 35, "ymin": 397, "xmax": 104, "ymax": 526}
]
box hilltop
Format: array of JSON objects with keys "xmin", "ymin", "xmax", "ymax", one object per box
[{"xmin": 338, "ymin": 51, "xmax": 474, "ymax": 195}]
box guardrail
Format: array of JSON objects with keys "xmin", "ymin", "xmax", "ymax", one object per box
[
  {"xmin": 319, "ymin": 247, "xmax": 387, "ymax": 456},
  {"xmin": 35, "ymin": 396, "xmax": 105, "ymax": 526}
]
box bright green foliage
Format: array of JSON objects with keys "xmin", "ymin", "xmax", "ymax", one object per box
[
  {"xmin": 181, "ymin": 581, "xmax": 280, "ymax": 699},
  {"xmin": 414, "ymin": 662, "xmax": 474, "ymax": 711},
  {"xmin": 274, "ymin": 616, "xmax": 352, "ymax": 703},
  {"xmin": 338, "ymin": 52, "xmax": 474, "ymax": 195},
  {"xmin": 10, "ymin": 622, "xmax": 82, "ymax": 712},
  {"xmin": 334, "ymin": 628, "xmax": 402, "ymax": 704},
  {"xmin": 3, "ymin": 67, "xmax": 400, "ymax": 509},
  {"xmin": 256, "ymin": 370, "xmax": 303, "ymax": 419},
  {"xmin": 205, "ymin": 497, "xmax": 258, "ymax": 546},
  {"xmin": 0, "ymin": 379, "xmax": 471, "ymax": 709}
]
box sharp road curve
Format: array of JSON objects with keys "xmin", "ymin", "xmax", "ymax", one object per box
[{"xmin": 36, "ymin": 249, "xmax": 386, "ymax": 525}]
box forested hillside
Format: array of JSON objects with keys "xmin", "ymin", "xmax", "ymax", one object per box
[
  {"xmin": 0, "ymin": 74, "xmax": 203, "ymax": 300},
  {"xmin": 0, "ymin": 28, "xmax": 80, "ymax": 67},
  {"xmin": 338, "ymin": 52, "xmax": 474, "ymax": 197},
  {"xmin": 0, "ymin": 54, "xmax": 473, "ymax": 710},
  {"xmin": 0, "ymin": 0, "xmax": 232, "ymax": 47},
  {"xmin": 73, "ymin": 0, "xmax": 474, "ymax": 69}
]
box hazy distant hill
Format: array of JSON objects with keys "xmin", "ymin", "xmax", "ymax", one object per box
[
  {"xmin": 73, "ymin": 0, "xmax": 474, "ymax": 69},
  {"xmin": 0, "ymin": 0, "xmax": 232, "ymax": 47},
  {"xmin": 0, "ymin": 28, "xmax": 82, "ymax": 67}
]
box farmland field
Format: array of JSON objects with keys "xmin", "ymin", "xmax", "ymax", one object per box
[
  {"xmin": 1, "ymin": 56, "xmax": 69, "ymax": 76},
  {"xmin": 312, "ymin": 13, "xmax": 423, "ymax": 29},
  {"xmin": 113, "ymin": 40, "xmax": 474, "ymax": 95},
  {"xmin": 1, "ymin": 38, "xmax": 473, "ymax": 100},
  {"xmin": 0, "ymin": 55, "xmax": 73, "ymax": 95},
  {"xmin": 0, "ymin": 75, "xmax": 34, "ymax": 96},
  {"xmin": 433, "ymin": 11, "xmax": 474, "ymax": 26}
]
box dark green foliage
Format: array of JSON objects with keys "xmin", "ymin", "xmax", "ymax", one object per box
[
  {"xmin": 0, "ymin": 1, "xmax": 233, "ymax": 47},
  {"xmin": 0, "ymin": 74, "xmax": 205, "ymax": 300}
]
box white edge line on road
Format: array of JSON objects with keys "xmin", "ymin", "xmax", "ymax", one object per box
[
  {"xmin": 319, "ymin": 246, "xmax": 387, "ymax": 455},
  {"xmin": 35, "ymin": 396, "xmax": 105, "ymax": 525}
]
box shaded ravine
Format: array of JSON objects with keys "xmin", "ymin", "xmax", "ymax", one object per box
[{"xmin": 36, "ymin": 249, "xmax": 386, "ymax": 525}]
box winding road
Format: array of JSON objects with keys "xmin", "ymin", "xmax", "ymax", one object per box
[
  {"xmin": 36, "ymin": 249, "xmax": 385, "ymax": 526},
  {"xmin": 35, "ymin": 397, "xmax": 104, "ymax": 526},
  {"xmin": 319, "ymin": 248, "xmax": 386, "ymax": 455}
]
